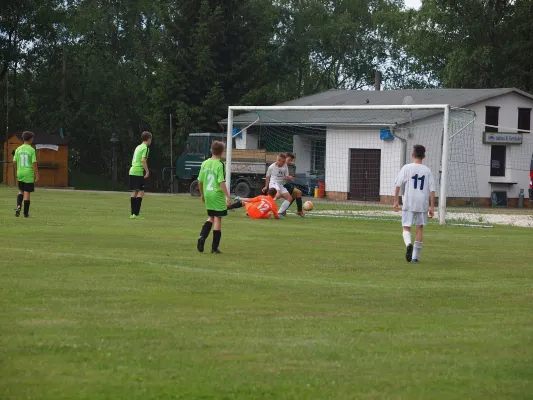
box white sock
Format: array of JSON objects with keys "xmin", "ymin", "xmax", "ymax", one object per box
[
  {"xmin": 402, "ymin": 231, "xmax": 412, "ymax": 247},
  {"xmin": 279, "ymin": 200, "xmax": 291, "ymax": 213},
  {"xmin": 413, "ymin": 241, "xmax": 423, "ymax": 260}
]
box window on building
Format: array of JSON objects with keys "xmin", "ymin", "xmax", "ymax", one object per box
[
  {"xmin": 490, "ymin": 145, "xmax": 506, "ymax": 177},
  {"xmin": 485, "ymin": 106, "xmax": 500, "ymax": 132},
  {"xmin": 311, "ymin": 138, "xmax": 326, "ymax": 175},
  {"xmin": 518, "ymin": 108, "xmax": 531, "ymax": 133}
]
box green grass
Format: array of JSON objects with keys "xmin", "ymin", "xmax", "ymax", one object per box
[{"xmin": 0, "ymin": 186, "xmax": 532, "ymax": 399}]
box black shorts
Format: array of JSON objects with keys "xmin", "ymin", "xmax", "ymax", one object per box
[
  {"xmin": 207, "ymin": 209, "xmax": 228, "ymax": 217},
  {"xmin": 18, "ymin": 181, "xmax": 35, "ymax": 193},
  {"xmin": 129, "ymin": 175, "xmax": 145, "ymax": 191},
  {"xmin": 283, "ymin": 183, "xmax": 295, "ymax": 194}
]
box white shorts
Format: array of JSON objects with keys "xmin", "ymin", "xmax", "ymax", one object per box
[
  {"xmin": 269, "ymin": 182, "xmax": 288, "ymax": 195},
  {"xmin": 402, "ymin": 211, "xmax": 428, "ymax": 227}
]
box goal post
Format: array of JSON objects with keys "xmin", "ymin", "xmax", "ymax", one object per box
[{"xmin": 224, "ymin": 104, "xmax": 476, "ymax": 226}]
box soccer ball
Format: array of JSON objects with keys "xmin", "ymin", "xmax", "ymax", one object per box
[{"xmin": 303, "ymin": 201, "xmax": 313, "ymax": 211}]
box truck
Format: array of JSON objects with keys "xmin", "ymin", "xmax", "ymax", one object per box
[
  {"xmin": 175, "ymin": 132, "xmax": 319, "ymax": 198},
  {"xmin": 176, "ymin": 133, "xmax": 276, "ymax": 198}
]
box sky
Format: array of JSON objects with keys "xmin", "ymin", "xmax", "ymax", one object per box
[{"xmin": 404, "ymin": 0, "xmax": 422, "ymax": 10}]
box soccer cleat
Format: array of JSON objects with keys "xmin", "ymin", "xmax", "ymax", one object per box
[
  {"xmin": 129, "ymin": 214, "xmax": 137, "ymax": 219},
  {"xmin": 280, "ymin": 210, "xmax": 287, "ymax": 217},
  {"xmin": 211, "ymin": 249, "xmax": 222, "ymax": 254},
  {"xmin": 277, "ymin": 215, "xmax": 284, "ymax": 220},
  {"xmin": 15, "ymin": 207, "xmax": 21, "ymax": 217},
  {"xmin": 405, "ymin": 244, "xmax": 413, "ymax": 262},
  {"xmin": 297, "ymin": 211, "xmax": 305, "ymax": 217},
  {"xmin": 136, "ymin": 215, "xmax": 146, "ymax": 220},
  {"xmin": 411, "ymin": 259, "xmax": 419, "ymax": 263},
  {"xmin": 197, "ymin": 236, "xmax": 205, "ymax": 253},
  {"xmin": 234, "ymin": 196, "xmax": 240, "ymax": 202},
  {"xmin": 24, "ymin": 214, "xmax": 30, "ymax": 218}
]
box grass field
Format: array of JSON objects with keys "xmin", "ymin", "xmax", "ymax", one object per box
[{"xmin": 1, "ymin": 186, "xmax": 532, "ymax": 399}]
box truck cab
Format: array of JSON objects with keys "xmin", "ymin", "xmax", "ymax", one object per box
[{"xmin": 176, "ymin": 133, "xmax": 223, "ymax": 195}]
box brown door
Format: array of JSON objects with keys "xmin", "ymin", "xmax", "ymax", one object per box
[{"xmin": 349, "ymin": 149, "xmax": 381, "ymax": 201}]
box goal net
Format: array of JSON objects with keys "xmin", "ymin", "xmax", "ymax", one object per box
[{"xmin": 224, "ymin": 105, "xmax": 485, "ymax": 226}]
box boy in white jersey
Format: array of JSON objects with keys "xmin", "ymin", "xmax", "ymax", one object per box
[
  {"xmin": 393, "ymin": 145, "xmax": 436, "ymax": 263},
  {"xmin": 263, "ymin": 153, "xmax": 293, "ymax": 215}
]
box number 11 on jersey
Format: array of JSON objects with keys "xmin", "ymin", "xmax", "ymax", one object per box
[{"xmin": 411, "ymin": 174, "xmax": 425, "ymax": 190}]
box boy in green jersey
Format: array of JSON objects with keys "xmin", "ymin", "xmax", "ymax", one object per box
[
  {"xmin": 197, "ymin": 141, "xmax": 232, "ymax": 254},
  {"xmin": 129, "ymin": 131, "xmax": 152, "ymax": 219},
  {"xmin": 13, "ymin": 131, "xmax": 39, "ymax": 217}
]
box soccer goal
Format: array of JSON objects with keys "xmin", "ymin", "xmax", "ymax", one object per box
[{"xmin": 224, "ymin": 105, "xmax": 481, "ymax": 226}]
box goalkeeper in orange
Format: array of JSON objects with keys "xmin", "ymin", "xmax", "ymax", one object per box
[{"xmin": 228, "ymin": 187, "xmax": 282, "ymax": 219}]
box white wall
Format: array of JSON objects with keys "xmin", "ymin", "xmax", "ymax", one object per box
[
  {"xmin": 325, "ymin": 128, "xmax": 403, "ymax": 196},
  {"xmin": 292, "ymin": 135, "xmax": 312, "ymax": 174},
  {"xmin": 467, "ymin": 92, "xmax": 533, "ymax": 198},
  {"xmin": 234, "ymin": 128, "xmax": 259, "ymax": 150}
]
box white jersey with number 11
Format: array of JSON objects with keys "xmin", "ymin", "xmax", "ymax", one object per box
[{"xmin": 394, "ymin": 163, "xmax": 436, "ymax": 212}]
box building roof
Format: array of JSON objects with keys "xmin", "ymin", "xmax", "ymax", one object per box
[
  {"xmin": 226, "ymin": 88, "xmax": 533, "ymax": 127},
  {"xmin": 9, "ymin": 131, "xmax": 68, "ymax": 145}
]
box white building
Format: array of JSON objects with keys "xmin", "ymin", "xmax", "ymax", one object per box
[{"xmin": 229, "ymin": 88, "xmax": 533, "ymax": 206}]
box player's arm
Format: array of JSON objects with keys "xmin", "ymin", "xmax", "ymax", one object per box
[
  {"xmin": 220, "ymin": 182, "xmax": 231, "ymax": 206},
  {"xmin": 272, "ymin": 203, "xmax": 279, "ymax": 219},
  {"xmin": 429, "ymin": 191, "xmax": 435, "ymax": 218},
  {"xmin": 393, "ymin": 186, "xmax": 401, "ymax": 212},
  {"xmin": 264, "ymin": 164, "xmax": 272, "ymax": 192},
  {"xmin": 142, "ymin": 157, "xmax": 149, "ymax": 179},
  {"xmin": 32, "ymin": 162, "xmax": 39, "ymax": 182},
  {"xmin": 393, "ymin": 167, "xmax": 406, "ymax": 212},
  {"xmin": 428, "ymin": 171, "xmax": 436, "ymax": 217},
  {"xmin": 31, "ymin": 149, "xmax": 39, "ymax": 182}
]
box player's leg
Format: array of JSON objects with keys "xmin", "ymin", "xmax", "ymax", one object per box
[
  {"xmin": 212, "ymin": 216, "xmax": 222, "ymax": 254},
  {"xmin": 228, "ymin": 200, "xmax": 244, "ymax": 210},
  {"xmin": 197, "ymin": 215, "xmax": 214, "ymax": 253},
  {"xmin": 22, "ymin": 183, "xmax": 34, "ymax": 217},
  {"xmin": 293, "ymin": 188, "xmax": 305, "ymax": 216},
  {"xmin": 135, "ymin": 190, "xmax": 145, "ymax": 217},
  {"xmin": 130, "ymin": 190, "xmax": 138, "ymax": 217},
  {"xmin": 278, "ymin": 187, "xmax": 292, "ymax": 215},
  {"xmin": 15, "ymin": 182, "xmax": 24, "ymax": 217},
  {"xmin": 412, "ymin": 213, "xmax": 427, "ymax": 262},
  {"xmin": 402, "ymin": 211, "xmax": 414, "ymax": 262}
]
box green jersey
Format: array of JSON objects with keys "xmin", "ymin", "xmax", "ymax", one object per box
[
  {"xmin": 129, "ymin": 143, "xmax": 149, "ymax": 176},
  {"xmin": 13, "ymin": 144, "xmax": 37, "ymax": 183},
  {"xmin": 198, "ymin": 158, "xmax": 226, "ymax": 211}
]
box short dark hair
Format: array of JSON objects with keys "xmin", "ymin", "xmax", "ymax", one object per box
[
  {"xmin": 277, "ymin": 153, "xmax": 287, "ymax": 159},
  {"xmin": 22, "ymin": 131, "xmax": 34, "ymax": 142},
  {"xmin": 413, "ymin": 144, "xmax": 426, "ymax": 159},
  {"xmin": 268, "ymin": 187, "xmax": 277, "ymax": 197},
  {"xmin": 286, "ymin": 152, "xmax": 295, "ymax": 160},
  {"xmin": 141, "ymin": 131, "xmax": 152, "ymax": 142},
  {"xmin": 211, "ymin": 141, "xmax": 225, "ymax": 156}
]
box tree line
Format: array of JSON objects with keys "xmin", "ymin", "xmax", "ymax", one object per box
[{"xmin": 1, "ymin": 0, "xmax": 532, "ymax": 184}]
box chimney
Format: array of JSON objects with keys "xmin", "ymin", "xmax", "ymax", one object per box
[{"xmin": 375, "ymin": 70, "xmax": 382, "ymax": 91}]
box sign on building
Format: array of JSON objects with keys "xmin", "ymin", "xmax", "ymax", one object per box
[{"xmin": 483, "ymin": 132, "xmax": 523, "ymax": 144}]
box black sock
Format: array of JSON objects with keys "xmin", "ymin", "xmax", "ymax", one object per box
[
  {"xmin": 212, "ymin": 230, "xmax": 221, "ymax": 251},
  {"xmin": 17, "ymin": 194, "xmax": 23, "ymax": 209},
  {"xmin": 136, "ymin": 197, "xmax": 143, "ymax": 215},
  {"xmin": 23, "ymin": 200, "xmax": 30, "ymax": 216},
  {"xmin": 200, "ymin": 221, "xmax": 213, "ymax": 239},
  {"xmin": 228, "ymin": 201, "xmax": 243, "ymax": 210},
  {"xmin": 130, "ymin": 197, "xmax": 136, "ymax": 215},
  {"xmin": 296, "ymin": 197, "xmax": 303, "ymax": 212}
]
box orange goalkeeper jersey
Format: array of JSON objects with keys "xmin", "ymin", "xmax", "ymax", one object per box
[{"xmin": 245, "ymin": 195, "xmax": 279, "ymax": 219}]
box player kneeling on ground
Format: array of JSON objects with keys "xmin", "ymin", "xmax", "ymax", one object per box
[
  {"xmin": 393, "ymin": 144, "xmax": 436, "ymax": 263},
  {"xmin": 228, "ymin": 188, "xmax": 281, "ymax": 219}
]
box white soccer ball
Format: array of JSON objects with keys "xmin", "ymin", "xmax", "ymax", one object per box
[{"xmin": 303, "ymin": 201, "xmax": 313, "ymax": 211}]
